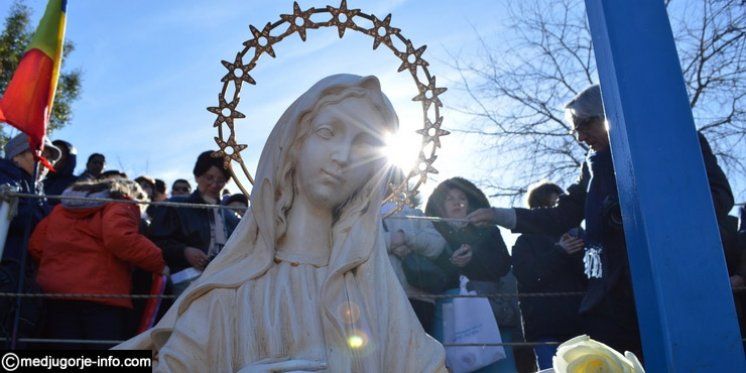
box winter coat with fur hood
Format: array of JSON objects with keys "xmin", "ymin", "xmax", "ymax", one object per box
[{"xmin": 29, "ymin": 181, "xmax": 165, "ymax": 308}]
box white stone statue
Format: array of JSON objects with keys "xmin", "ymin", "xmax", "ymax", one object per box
[{"xmin": 116, "ymin": 74, "xmax": 446, "ymax": 373}]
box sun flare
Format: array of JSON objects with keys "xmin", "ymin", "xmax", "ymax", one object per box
[{"xmin": 383, "ymin": 130, "xmax": 420, "ymax": 174}]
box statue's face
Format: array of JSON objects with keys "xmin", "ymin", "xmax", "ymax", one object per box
[{"xmin": 297, "ymin": 97, "xmax": 388, "ymax": 210}]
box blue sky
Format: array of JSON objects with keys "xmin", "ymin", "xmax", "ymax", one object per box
[
  {"xmin": 1, "ymin": 0, "xmax": 507, "ymax": 198},
  {"xmin": 1, "ymin": 1, "xmax": 743, "ymax": 239}
]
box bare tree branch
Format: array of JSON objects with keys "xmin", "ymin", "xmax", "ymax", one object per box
[{"xmin": 451, "ymin": 0, "xmax": 745, "ymax": 203}]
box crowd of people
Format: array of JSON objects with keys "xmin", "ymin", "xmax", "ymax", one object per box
[
  {"xmin": 0, "ymin": 84, "xmax": 744, "ymax": 372},
  {"xmin": 0, "ymin": 141, "xmax": 248, "ymax": 350},
  {"xmin": 381, "ymin": 86, "xmax": 745, "ymax": 372}
]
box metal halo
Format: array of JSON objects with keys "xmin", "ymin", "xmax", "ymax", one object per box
[{"xmin": 209, "ymin": 0, "xmax": 449, "ymax": 212}]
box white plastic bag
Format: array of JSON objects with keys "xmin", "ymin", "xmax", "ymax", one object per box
[{"xmin": 443, "ymin": 275, "xmax": 506, "ymax": 373}]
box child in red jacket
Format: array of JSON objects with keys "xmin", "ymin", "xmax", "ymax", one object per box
[{"xmin": 29, "ymin": 178, "xmax": 166, "ymax": 349}]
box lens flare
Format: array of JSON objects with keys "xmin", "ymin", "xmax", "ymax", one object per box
[
  {"xmin": 338, "ymin": 302, "xmax": 361, "ymax": 324},
  {"xmin": 345, "ymin": 329, "xmax": 375, "ymax": 356},
  {"xmin": 348, "ymin": 335, "xmax": 365, "ymax": 349}
]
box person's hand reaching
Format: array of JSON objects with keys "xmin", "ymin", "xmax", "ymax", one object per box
[{"xmin": 467, "ymin": 208, "xmax": 516, "ymax": 229}]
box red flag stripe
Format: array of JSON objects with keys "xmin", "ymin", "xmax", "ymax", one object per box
[{"xmin": 0, "ymin": 48, "xmax": 54, "ymax": 151}]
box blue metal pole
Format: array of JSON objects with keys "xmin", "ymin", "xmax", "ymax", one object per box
[{"xmin": 584, "ymin": 0, "xmax": 745, "ymax": 371}]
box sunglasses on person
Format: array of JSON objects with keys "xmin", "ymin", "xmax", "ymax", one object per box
[
  {"xmin": 568, "ymin": 116, "xmax": 603, "ymax": 137},
  {"xmin": 173, "ymin": 186, "xmax": 191, "ymax": 193}
]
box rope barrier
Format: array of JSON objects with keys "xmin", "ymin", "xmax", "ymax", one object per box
[
  {"xmin": 3, "ymin": 338, "xmax": 559, "ymax": 347},
  {"xmin": 0, "ymin": 339, "xmax": 565, "ymax": 347},
  {"xmin": 0, "ymin": 190, "xmax": 247, "ymax": 212},
  {"xmin": 0, "ymin": 287, "xmax": 743, "ymax": 300},
  {"xmin": 4, "ymin": 189, "xmax": 745, "ymax": 212},
  {"xmin": 2, "ymin": 338, "xmax": 124, "ymax": 345},
  {"xmin": 0, "ymin": 291, "xmax": 577, "ymax": 299},
  {"xmin": 0, "ymin": 292, "xmax": 175, "ymax": 299},
  {"xmin": 0, "ymin": 291, "xmax": 578, "ymax": 299},
  {"xmin": 418, "ymin": 292, "xmax": 584, "ymax": 299},
  {"xmin": 443, "ymin": 342, "xmax": 560, "ymax": 347},
  {"xmin": 5, "ymin": 337, "xmax": 745, "ymax": 347}
]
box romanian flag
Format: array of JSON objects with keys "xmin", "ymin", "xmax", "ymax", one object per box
[{"xmin": 0, "ymin": 0, "xmax": 67, "ymax": 158}]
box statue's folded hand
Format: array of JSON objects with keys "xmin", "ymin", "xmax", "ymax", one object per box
[{"xmin": 238, "ymin": 358, "xmax": 328, "ymax": 373}]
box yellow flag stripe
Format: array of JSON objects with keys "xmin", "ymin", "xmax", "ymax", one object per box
[
  {"xmin": 47, "ymin": 12, "xmax": 66, "ymax": 108},
  {"xmin": 26, "ymin": 0, "xmax": 65, "ymax": 59}
]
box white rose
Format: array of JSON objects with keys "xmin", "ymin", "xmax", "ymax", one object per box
[{"xmin": 551, "ymin": 335, "xmax": 645, "ymax": 373}]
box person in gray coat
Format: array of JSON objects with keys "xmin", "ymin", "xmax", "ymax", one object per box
[{"xmin": 382, "ymin": 201, "xmax": 447, "ymax": 334}]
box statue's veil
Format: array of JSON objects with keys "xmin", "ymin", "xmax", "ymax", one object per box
[{"xmin": 117, "ymin": 74, "xmax": 445, "ymax": 372}]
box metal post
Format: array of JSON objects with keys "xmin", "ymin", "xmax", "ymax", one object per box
[
  {"xmin": 0, "ymin": 185, "xmax": 20, "ymax": 258},
  {"xmin": 584, "ymin": 0, "xmax": 745, "ymax": 371},
  {"xmin": 10, "ymin": 160, "xmax": 38, "ymax": 349}
]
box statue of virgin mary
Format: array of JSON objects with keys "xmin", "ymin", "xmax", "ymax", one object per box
[{"xmin": 116, "ymin": 74, "xmax": 446, "ymax": 372}]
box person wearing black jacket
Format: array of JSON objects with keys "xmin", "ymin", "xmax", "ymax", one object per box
[
  {"xmin": 512, "ymin": 182, "xmax": 586, "ymax": 370},
  {"xmin": 43, "ymin": 140, "xmax": 77, "ymax": 206},
  {"xmin": 1, "ymin": 134, "xmax": 60, "ymax": 348},
  {"xmin": 425, "ymin": 177, "xmax": 523, "ymax": 373},
  {"xmin": 425, "ymin": 178, "xmax": 511, "ymax": 290},
  {"xmin": 468, "ymin": 85, "xmax": 734, "ymax": 359},
  {"xmin": 147, "ymin": 151, "xmax": 240, "ymax": 295}
]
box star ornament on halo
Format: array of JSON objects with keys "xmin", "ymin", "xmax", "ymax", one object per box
[
  {"xmin": 280, "ymin": 2, "xmax": 318, "ymax": 41},
  {"xmin": 221, "ymin": 54, "xmax": 256, "ymax": 87},
  {"xmin": 397, "ymin": 40, "xmax": 428, "ymax": 75},
  {"xmin": 369, "ymin": 14, "xmax": 400, "ymax": 50},
  {"xmin": 209, "ymin": 1, "xmax": 448, "ymax": 206},
  {"xmin": 326, "ymin": 0, "xmax": 361, "ymax": 38},
  {"xmin": 207, "ymin": 97, "xmax": 246, "ymax": 129},
  {"xmin": 389, "ymin": 184, "xmax": 413, "ymax": 210},
  {"xmin": 214, "ymin": 137, "xmax": 248, "ymax": 169},
  {"xmin": 418, "ymin": 153, "xmax": 439, "ymax": 174},
  {"xmin": 416, "ymin": 117, "xmax": 450, "ymax": 148},
  {"xmin": 414, "ymin": 153, "xmax": 439, "ymax": 185},
  {"xmin": 246, "ymin": 22, "xmax": 278, "ymax": 58},
  {"xmin": 413, "ymin": 76, "xmax": 447, "ymax": 112}
]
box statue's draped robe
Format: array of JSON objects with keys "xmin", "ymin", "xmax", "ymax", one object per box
[{"xmin": 115, "ymin": 74, "xmax": 446, "ymax": 373}]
